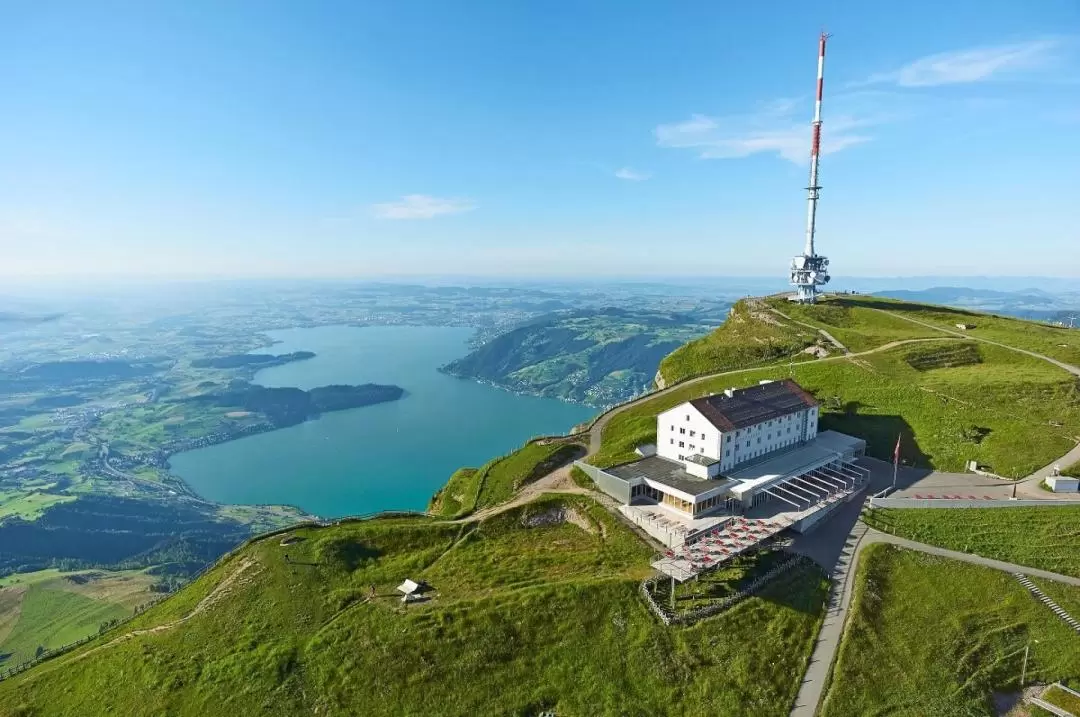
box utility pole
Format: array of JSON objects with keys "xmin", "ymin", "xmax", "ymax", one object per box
[{"xmin": 1020, "ymin": 639, "xmax": 1038, "ymax": 686}]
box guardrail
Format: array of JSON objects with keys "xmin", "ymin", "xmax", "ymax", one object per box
[{"xmin": 869, "ymin": 497, "xmax": 1080, "ymax": 509}]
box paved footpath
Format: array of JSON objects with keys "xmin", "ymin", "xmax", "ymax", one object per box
[
  {"xmin": 789, "ymin": 526, "xmax": 1080, "ymax": 717},
  {"xmin": 586, "ymin": 336, "xmax": 961, "ymax": 455},
  {"xmin": 791, "ymin": 315, "xmax": 1080, "ymax": 717}
]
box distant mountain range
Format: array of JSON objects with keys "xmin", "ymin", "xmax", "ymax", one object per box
[{"xmin": 873, "ymin": 286, "xmax": 1080, "ymax": 324}]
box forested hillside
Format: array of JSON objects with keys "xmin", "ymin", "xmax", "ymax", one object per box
[{"xmin": 443, "ymin": 308, "xmax": 714, "ymax": 405}]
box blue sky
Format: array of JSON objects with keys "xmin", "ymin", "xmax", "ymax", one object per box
[{"xmin": 2, "ymin": 1, "xmax": 1078, "ymax": 280}]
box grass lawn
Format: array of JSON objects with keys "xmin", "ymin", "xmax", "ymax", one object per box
[
  {"xmin": 1031, "ymin": 578, "xmax": 1080, "ymax": 626},
  {"xmin": 434, "ymin": 441, "xmax": 584, "ymax": 517},
  {"xmin": 863, "ymin": 506, "xmax": 1080, "ymax": 578},
  {"xmin": 595, "ymin": 340, "xmax": 1080, "ymax": 477},
  {"xmin": 766, "ymin": 296, "xmax": 946, "ymax": 353},
  {"xmin": 821, "ymin": 544, "xmax": 1080, "ymax": 717},
  {"xmin": 428, "ymin": 468, "xmax": 481, "ymax": 518},
  {"xmin": 0, "ymin": 587, "xmax": 129, "ymax": 667},
  {"xmin": 0, "ymin": 496, "xmax": 829, "ymax": 717},
  {"xmin": 658, "ymin": 299, "xmax": 818, "ymax": 384},
  {"xmin": 648, "ymin": 549, "xmax": 795, "ymax": 616},
  {"xmin": 0, "ymin": 569, "xmax": 156, "ymax": 667},
  {"xmin": 1043, "ymin": 684, "xmax": 1080, "ymax": 715},
  {"xmin": 851, "ymin": 295, "xmax": 1080, "ymax": 368},
  {"xmin": 1062, "ymin": 460, "xmax": 1080, "ymax": 478},
  {"xmin": 474, "ymin": 442, "xmax": 583, "ymax": 509}
]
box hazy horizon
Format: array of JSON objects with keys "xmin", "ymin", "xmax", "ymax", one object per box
[{"xmin": 3, "ymin": 2, "xmax": 1078, "ymax": 280}]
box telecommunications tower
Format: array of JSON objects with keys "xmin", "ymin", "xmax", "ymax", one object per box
[{"xmin": 789, "ymin": 32, "xmax": 832, "ymax": 304}]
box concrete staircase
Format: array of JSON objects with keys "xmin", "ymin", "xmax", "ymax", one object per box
[{"xmin": 1014, "ymin": 573, "xmax": 1080, "ymax": 633}]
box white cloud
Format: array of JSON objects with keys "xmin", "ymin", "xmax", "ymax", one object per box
[
  {"xmin": 860, "ymin": 39, "xmax": 1060, "ymax": 87},
  {"xmin": 655, "ymin": 103, "xmax": 877, "ymax": 164},
  {"xmin": 371, "ymin": 194, "xmax": 476, "ymax": 220},
  {"xmin": 614, "ymin": 167, "xmax": 651, "ymax": 181}
]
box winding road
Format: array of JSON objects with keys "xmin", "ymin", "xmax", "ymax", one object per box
[
  {"xmin": 586, "ymin": 336, "xmax": 971, "ymax": 456},
  {"xmin": 788, "ymin": 309, "xmax": 1080, "ymax": 717}
]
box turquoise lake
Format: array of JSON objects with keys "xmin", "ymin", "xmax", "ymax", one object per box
[{"xmin": 169, "ymin": 325, "xmax": 595, "ymax": 518}]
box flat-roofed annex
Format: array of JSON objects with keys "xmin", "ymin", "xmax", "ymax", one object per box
[
  {"xmin": 689, "ymin": 378, "xmax": 818, "ymax": 432},
  {"xmin": 605, "ymin": 455, "xmax": 736, "ymax": 499}
]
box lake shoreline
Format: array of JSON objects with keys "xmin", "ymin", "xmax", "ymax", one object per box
[{"xmin": 167, "ymin": 325, "xmax": 595, "ymax": 518}]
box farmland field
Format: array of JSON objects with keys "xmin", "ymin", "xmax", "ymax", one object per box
[
  {"xmin": 0, "ymin": 490, "xmax": 75, "ymax": 520},
  {"xmin": 0, "ymin": 569, "xmax": 156, "ymax": 667}
]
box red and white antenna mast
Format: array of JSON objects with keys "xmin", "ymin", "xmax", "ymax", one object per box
[
  {"xmin": 789, "ymin": 32, "xmax": 832, "ymax": 304},
  {"xmin": 805, "ymin": 32, "xmax": 828, "ymax": 257}
]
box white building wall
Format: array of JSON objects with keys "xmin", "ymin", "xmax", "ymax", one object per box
[
  {"xmin": 657, "ymin": 400, "xmax": 821, "ymax": 473},
  {"xmin": 656, "ymin": 405, "xmax": 721, "ymax": 463}
]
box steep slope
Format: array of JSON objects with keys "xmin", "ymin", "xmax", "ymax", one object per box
[
  {"xmin": 0, "ymin": 496, "xmax": 829, "ymax": 717},
  {"xmin": 443, "ymin": 308, "xmax": 712, "ymax": 405},
  {"xmin": 600, "ymin": 295, "xmax": 1080, "ymax": 475},
  {"xmin": 657, "ymin": 298, "xmax": 821, "ymax": 385}
]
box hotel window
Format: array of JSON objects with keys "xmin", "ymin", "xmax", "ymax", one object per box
[
  {"xmin": 689, "ymin": 430, "xmax": 696, "ymax": 438},
  {"xmin": 686, "ymin": 415, "xmax": 690, "ymax": 421},
  {"xmin": 702, "ymin": 433, "xmax": 707, "ymax": 441},
  {"xmin": 679, "ymin": 441, "xmax": 685, "ymax": 448},
  {"xmin": 679, "ymin": 428, "xmax": 686, "ymax": 434},
  {"xmin": 725, "ymin": 449, "xmax": 730, "ymax": 456},
  {"xmin": 670, "ymin": 439, "xmax": 674, "ymax": 444},
  {"xmin": 689, "ymin": 444, "xmax": 695, "ymax": 451}
]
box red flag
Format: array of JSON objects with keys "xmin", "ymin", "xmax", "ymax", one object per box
[{"xmin": 893, "ymin": 434, "xmax": 901, "ymax": 465}]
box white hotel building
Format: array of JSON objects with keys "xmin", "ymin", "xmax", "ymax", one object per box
[{"xmin": 579, "ymin": 379, "xmax": 868, "ymax": 549}]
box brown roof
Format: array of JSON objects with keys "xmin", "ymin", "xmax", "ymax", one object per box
[{"xmin": 688, "ymin": 379, "xmax": 818, "ymax": 432}]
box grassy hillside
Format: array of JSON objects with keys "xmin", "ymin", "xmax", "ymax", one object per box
[
  {"xmin": 430, "ymin": 441, "xmax": 584, "ymax": 518},
  {"xmin": 0, "ymin": 569, "xmax": 156, "ymax": 667},
  {"xmin": 596, "ymin": 339, "xmax": 1080, "ymax": 477},
  {"xmin": 863, "ymin": 506, "xmax": 1080, "ymax": 577},
  {"xmin": 658, "ymin": 293, "xmax": 1080, "ymax": 388},
  {"xmin": 428, "ymin": 468, "xmax": 481, "ymax": 517},
  {"xmin": 658, "ymin": 299, "xmax": 820, "ymax": 384},
  {"xmin": 0, "ymin": 496, "xmax": 830, "ymax": 717},
  {"xmin": 852, "ymin": 294, "xmax": 1080, "ymax": 367},
  {"xmin": 443, "ymin": 308, "xmax": 714, "ymax": 405},
  {"xmin": 765, "ymin": 296, "xmax": 946, "ymax": 352},
  {"xmin": 821, "ymin": 544, "xmax": 1080, "ymax": 717}
]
